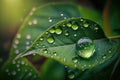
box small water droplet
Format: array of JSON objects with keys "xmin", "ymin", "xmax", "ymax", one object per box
[
  {"xmin": 83, "ymin": 23, "xmax": 89, "ymax": 27},
  {"xmin": 26, "ymin": 41, "xmax": 30, "ymax": 45},
  {"xmin": 16, "ymin": 64, "xmax": 20, "ymax": 68},
  {"xmin": 65, "ymin": 32, "xmax": 69, "ymax": 36},
  {"xmin": 47, "ymin": 37, "xmax": 55, "ymax": 43},
  {"xmin": 49, "ymin": 29, "xmax": 55, "ymax": 33},
  {"xmin": 55, "ymin": 28, "xmax": 62, "ymax": 34},
  {"xmin": 76, "ymin": 37, "xmax": 95, "ymax": 59},
  {"xmin": 6, "ymin": 69, "xmax": 9, "ymax": 72},
  {"xmin": 68, "ymin": 72, "xmax": 75, "ymax": 79},
  {"xmin": 43, "ymin": 49, "xmax": 48, "ymax": 54},
  {"xmin": 64, "ymin": 17, "xmax": 67, "ymax": 19},
  {"xmin": 60, "ymin": 13, "xmax": 64, "ymax": 16},
  {"xmin": 16, "ymin": 34, "xmax": 21, "ymax": 38},
  {"xmin": 12, "ymin": 71, "xmax": 16, "ymax": 75},
  {"xmin": 74, "ymin": 34, "xmax": 77, "ymax": 37},
  {"xmin": 108, "ymin": 50, "xmax": 112, "ymax": 53},
  {"xmin": 15, "ymin": 50, "xmax": 19, "ymax": 54},
  {"xmin": 94, "ymin": 27, "xmax": 99, "ymax": 30},
  {"xmin": 18, "ymin": 68, "xmax": 21, "ymax": 71},
  {"xmin": 28, "ymin": 21, "xmax": 32, "ymax": 25},
  {"xmin": 72, "ymin": 57, "xmax": 78, "ymax": 63},
  {"xmin": 39, "ymin": 37, "xmax": 44, "ymax": 41},
  {"xmin": 33, "ymin": 19, "xmax": 38, "ymax": 24},
  {"xmin": 103, "ymin": 55, "xmax": 106, "ymax": 59},
  {"xmin": 67, "ymin": 23, "xmax": 72, "ymax": 27},
  {"xmin": 15, "ymin": 40, "xmax": 19, "ymax": 44},
  {"xmin": 26, "ymin": 34, "xmax": 31, "ymax": 39},
  {"xmin": 28, "ymin": 72, "xmax": 32, "ymax": 76},
  {"xmin": 72, "ymin": 24, "xmax": 79, "ymax": 30},
  {"xmin": 21, "ymin": 61, "xmax": 25, "ymax": 65},
  {"xmin": 48, "ymin": 18, "xmax": 52, "ymax": 22}
]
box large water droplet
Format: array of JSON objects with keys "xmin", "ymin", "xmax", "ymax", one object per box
[
  {"xmin": 72, "ymin": 24, "xmax": 79, "ymax": 30},
  {"xmin": 76, "ymin": 37, "xmax": 95, "ymax": 59},
  {"xmin": 47, "ymin": 37, "xmax": 55, "ymax": 43},
  {"xmin": 55, "ymin": 28, "xmax": 62, "ymax": 34}
]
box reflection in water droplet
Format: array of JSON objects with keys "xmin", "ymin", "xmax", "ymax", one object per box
[
  {"xmin": 47, "ymin": 37, "xmax": 55, "ymax": 43},
  {"xmin": 49, "ymin": 29, "xmax": 55, "ymax": 33},
  {"xmin": 76, "ymin": 37, "xmax": 95, "ymax": 59},
  {"xmin": 55, "ymin": 28, "xmax": 62, "ymax": 34},
  {"xmin": 83, "ymin": 23, "xmax": 89, "ymax": 27},
  {"xmin": 72, "ymin": 24, "xmax": 78, "ymax": 30}
]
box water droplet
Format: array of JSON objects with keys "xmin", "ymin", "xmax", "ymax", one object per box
[
  {"xmin": 68, "ymin": 72, "xmax": 75, "ymax": 79},
  {"xmin": 67, "ymin": 23, "xmax": 72, "ymax": 27},
  {"xmin": 76, "ymin": 37, "xmax": 95, "ymax": 59},
  {"xmin": 26, "ymin": 34, "xmax": 31, "ymax": 39},
  {"xmin": 108, "ymin": 50, "xmax": 112, "ymax": 53},
  {"xmin": 49, "ymin": 29, "xmax": 55, "ymax": 33},
  {"xmin": 47, "ymin": 37, "xmax": 55, "ymax": 43},
  {"xmin": 72, "ymin": 57, "xmax": 78, "ymax": 63},
  {"xmin": 28, "ymin": 21, "xmax": 32, "ymax": 25},
  {"xmin": 103, "ymin": 55, "xmax": 106, "ymax": 59},
  {"xmin": 65, "ymin": 32, "xmax": 69, "ymax": 36},
  {"xmin": 39, "ymin": 37, "xmax": 44, "ymax": 41},
  {"xmin": 33, "ymin": 19, "xmax": 38, "ymax": 24},
  {"xmin": 15, "ymin": 40, "xmax": 19, "ymax": 44},
  {"xmin": 26, "ymin": 41, "xmax": 30, "ymax": 45},
  {"xmin": 74, "ymin": 34, "xmax": 77, "ymax": 37},
  {"xmin": 16, "ymin": 64, "xmax": 20, "ymax": 68},
  {"xmin": 12, "ymin": 71, "xmax": 16, "ymax": 75},
  {"xmin": 28, "ymin": 72, "xmax": 32, "ymax": 76},
  {"xmin": 43, "ymin": 49, "xmax": 48, "ymax": 54},
  {"xmin": 15, "ymin": 50, "xmax": 19, "ymax": 54},
  {"xmin": 60, "ymin": 14, "xmax": 64, "ymax": 16},
  {"xmin": 83, "ymin": 23, "xmax": 89, "ymax": 27},
  {"xmin": 72, "ymin": 24, "xmax": 78, "ymax": 30},
  {"xmin": 18, "ymin": 68, "xmax": 21, "ymax": 71},
  {"xmin": 21, "ymin": 61, "xmax": 25, "ymax": 65},
  {"xmin": 55, "ymin": 28, "xmax": 62, "ymax": 34},
  {"xmin": 48, "ymin": 18, "xmax": 52, "ymax": 22},
  {"xmin": 12, "ymin": 60, "xmax": 16, "ymax": 64},
  {"xmin": 16, "ymin": 34, "xmax": 21, "ymax": 38},
  {"xmin": 64, "ymin": 17, "xmax": 67, "ymax": 19},
  {"xmin": 6, "ymin": 69, "xmax": 9, "ymax": 72},
  {"xmin": 94, "ymin": 27, "xmax": 99, "ymax": 30}
]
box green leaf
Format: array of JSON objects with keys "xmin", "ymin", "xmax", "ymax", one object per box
[
  {"xmin": 7, "ymin": 2, "xmax": 103, "ymax": 69},
  {"xmin": 0, "ymin": 57, "xmax": 40, "ymax": 80},
  {"xmin": 41, "ymin": 59, "xmax": 65, "ymax": 80},
  {"xmin": 16, "ymin": 18, "xmax": 119, "ymax": 69}
]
